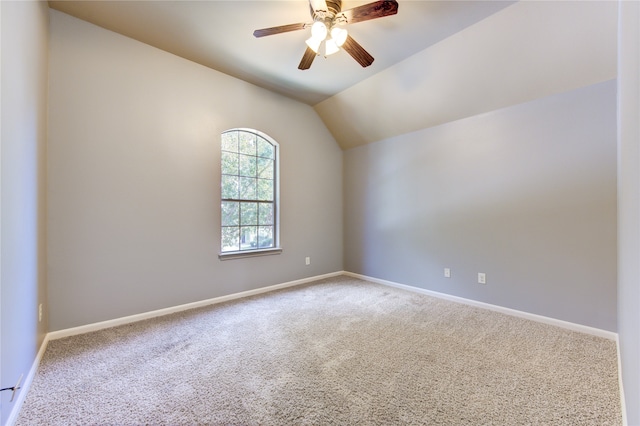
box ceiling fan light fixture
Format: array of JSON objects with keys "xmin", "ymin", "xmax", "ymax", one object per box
[
  {"xmin": 330, "ymin": 27, "xmax": 348, "ymax": 47},
  {"xmin": 305, "ymin": 36, "xmax": 323, "ymax": 53},
  {"xmin": 324, "ymin": 38, "xmax": 340, "ymax": 56},
  {"xmin": 253, "ymin": 0, "xmax": 399, "ymax": 70},
  {"xmin": 310, "ymin": 21, "xmax": 328, "ymax": 41}
]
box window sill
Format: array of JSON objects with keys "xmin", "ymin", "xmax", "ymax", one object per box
[{"xmin": 218, "ymin": 248, "xmax": 283, "ymax": 261}]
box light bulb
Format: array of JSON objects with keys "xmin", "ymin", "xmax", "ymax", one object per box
[
  {"xmin": 310, "ymin": 21, "xmax": 327, "ymax": 41},
  {"xmin": 331, "ymin": 27, "xmax": 348, "ymax": 47},
  {"xmin": 325, "ymin": 39, "xmax": 340, "ymax": 56},
  {"xmin": 305, "ymin": 37, "xmax": 322, "ymax": 53}
]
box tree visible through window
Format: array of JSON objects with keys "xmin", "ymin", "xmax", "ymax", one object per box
[{"xmin": 220, "ymin": 129, "xmax": 278, "ymax": 253}]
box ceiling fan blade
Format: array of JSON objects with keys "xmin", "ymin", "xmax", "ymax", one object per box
[
  {"xmin": 253, "ymin": 23, "xmax": 307, "ymax": 38},
  {"xmin": 309, "ymin": 0, "xmax": 329, "ymax": 14},
  {"xmin": 338, "ymin": 0, "xmax": 398, "ymax": 24},
  {"xmin": 298, "ymin": 47, "xmax": 317, "ymax": 70},
  {"xmin": 342, "ymin": 35, "xmax": 374, "ymax": 67}
]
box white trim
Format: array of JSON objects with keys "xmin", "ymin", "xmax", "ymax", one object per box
[
  {"xmin": 48, "ymin": 271, "xmax": 343, "ymax": 340},
  {"xmin": 617, "ymin": 335, "xmax": 628, "ymax": 426},
  {"xmin": 5, "ymin": 334, "xmax": 50, "ymax": 426},
  {"xmin": 344, "ymin": 271, "xmax": 618, "ymax": 341},
  {"xmin": 218, "ymin": 247, "xmax": 282, "ymax": 260},
  {"xmin": 10, "ymin": 271, "xmax": 625, "ymax": 424},
  {"xmin": 220, "ymin": 128, "xmax": 281, "ymax": 254},
  {"xmin": 49, "ymin": 270, "xmax": 620, "ymax": 342}
]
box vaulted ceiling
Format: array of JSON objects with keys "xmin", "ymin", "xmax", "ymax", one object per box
[
  {"xmin": 47, "ymin": 1, "xmax": 617, "ymax": 149},
  {"xmin": 48, "ymin": 1, "xmax": 513, "ymax": 105}
]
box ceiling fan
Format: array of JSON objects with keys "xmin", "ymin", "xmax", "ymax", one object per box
[{"xmin": 253, "ymin": 0, "xmax": 399, "ymax": 70}]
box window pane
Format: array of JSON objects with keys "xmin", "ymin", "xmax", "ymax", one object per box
[
  {"xmin": 258, "ymin": 226, "xmax": 274, "ymax": 248},
  {"xmin": 239, "ymin": 132, "xmax": 256, "ymax": 155},
  {"xmin": 240, "ymin": 226, "xmax": 257, "ymax": 250},
  {"xmin": 222, "ymin": 151, "xmax": 239, "ymax": 175},
  {"xmin": 257, "ymin": 157, "xmax": 273, "ymax": 179},
  {"xmin": 221, "ymin": 175, "xmax": 239, "ymax": 199},
  {"xmin": 257, "ymin": 179, "xmax": 273, "ymax": 201},
  {"xmin": 258, "ymin": 203, "xmax": 274, "ymax": 225},
  {"xmin": 221, "ymin": 131, "xmax": 238, "ymax": 152},
  {"xmin": 221, "ymin": 227, "xmax": 240, "ymax": 252},
  {"xmin": 239, "ymin": 154, "xmax": 257, "ymax": 177},
  {"xmin": 257, "ymin": 138, "xmax": 274, "ymax": 159},
  {"xmin": 221, "ymin": 201, "xmax": 239, "ymax": 226},
  {"xmin": 239, "ymin": 177, "xmax": 257, "ymax": 200},
  {"xmin": 221, "ymin": 129, "xmax": 277, "ymax": 255},
  {"xmin": 241, "ymin": 202, "xmax": 258, "ymax": 225}
]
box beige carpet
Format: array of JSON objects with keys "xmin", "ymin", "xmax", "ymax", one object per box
[{"xmin": 17, "ymin": 276, "xmax": 622, "ymax": 425}]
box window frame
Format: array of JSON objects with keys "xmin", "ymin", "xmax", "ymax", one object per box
[{"xmin": 218, "ymin": 128, "xmax": 281, "ymax": 260}]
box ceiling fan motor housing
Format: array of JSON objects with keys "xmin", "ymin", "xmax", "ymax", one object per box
[
  {"xmin": 311, "ymin": 0, "xmax": 342, "ymax": 20},
  {"xmin": 326, "ymin": 0, "xmax": 342, "ymax": 16}
]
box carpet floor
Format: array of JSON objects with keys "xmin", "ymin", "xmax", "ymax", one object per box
[{"xmin": 16, "ymin": 276, "xmax": 622, "ymax": 425}]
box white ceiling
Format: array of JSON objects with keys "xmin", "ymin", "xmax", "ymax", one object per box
[
  {"xmin": 315, "ymin": 0, "xmax": 618, "ymax": 148},
  {"xmin": 48, "ymin": 0, "xmax": 515, "ymax": 106}
]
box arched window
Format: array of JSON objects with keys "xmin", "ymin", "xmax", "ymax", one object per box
[{"xmin": 219, "ymin": 129, "xmax": 280, "ymax": 257}]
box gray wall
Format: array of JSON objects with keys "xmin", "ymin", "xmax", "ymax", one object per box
[
  {"xmin": 617, "ymin": 0, "xmax": 640, "ymax": 422},
  {"xmin": 344, "ymin": 80, "xmax": 617, "ymax": 331},
  {"xmin": 0, "ymin": 1, "xmax": 49, "ymax": 424},
  {"xmin": 7, "ymin": 2, "xmax": 635, "ymax": 421},
  {"xmin": 47, "ymin": 11, "xmax": 343, "ymax": 331}
]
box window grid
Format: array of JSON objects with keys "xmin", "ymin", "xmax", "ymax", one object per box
[{"xmin": 221, "ymin": 130, "xmax": 277, "ymax": 253}]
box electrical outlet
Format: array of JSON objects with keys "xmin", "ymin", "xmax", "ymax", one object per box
[
  {"xmin": 305, "ymin": 257, "xmax": 311, "ymax": 266},
  {"xmin": 39, "ymin": 304, "xmax": 43, "ymax": 322},
  {"xmin": 444, "ymin": 268, "xmax": 451, "ymax": 278},
  {"xmin": 478, "ymin": 273, "xmax": 486, "ymax": 284}
]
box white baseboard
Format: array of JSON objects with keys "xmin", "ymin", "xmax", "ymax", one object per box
[
  {"xmin": 349, "ymin": 272, "xmax": 626, "ymax": 424},
  {"xmin": 10, "ymin": 270, "xmax": 624, "ymax": 425},
  {"xmin": 9, "ymin": 272, "xmax": 341, "ymax": 424},
  {"xmin": 616, "ymin": 336, "xmax": 628, "ymax": 426},
  {"xmin": 48, "ymin": 271, "xmax": 343, "ymax": 341},
  {"xmin": 6, "ymin": 334, "xmax": 50, "ymax": 426},
  {"xmin": 50, "ymin": 270, "xmax": 619, "ymax": 342},
  {"xmin": 344, "ymin": 271, "xmax": 618, "ymax": 341}
]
